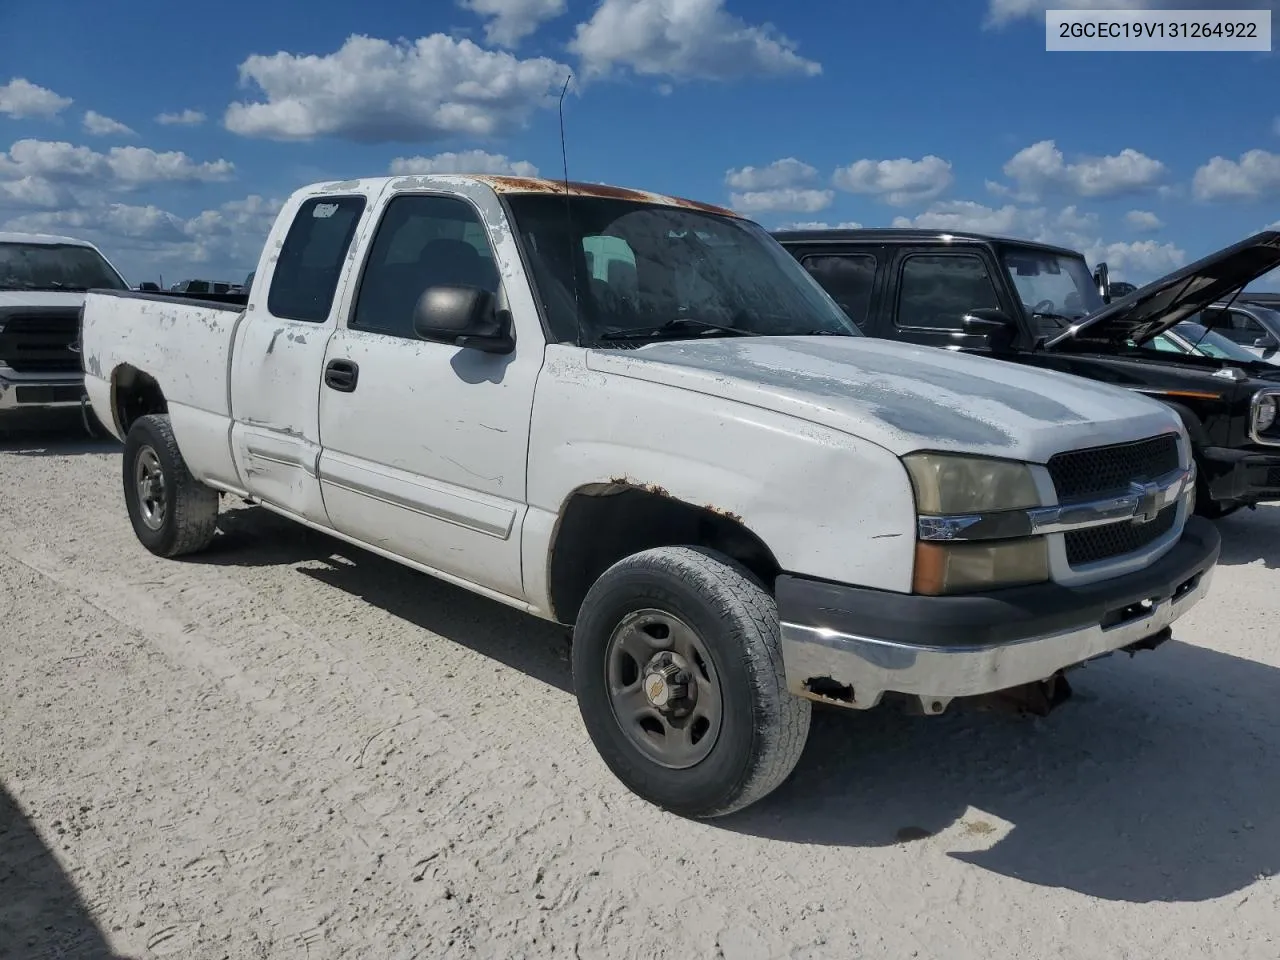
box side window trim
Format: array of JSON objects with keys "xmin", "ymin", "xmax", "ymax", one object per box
[
  {"xmin": 267, "ymin": 194, "xmax": 368, "ymax": 324},
  {"xmin": 346, "ymin": 190, "xmax": 501, "ymax": 341}
]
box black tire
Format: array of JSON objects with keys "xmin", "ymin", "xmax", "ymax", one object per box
[
  {"xmin": 122, "ymin": 414, "xmax": 219, "ymax": 557},
  {"xmin": 572, "ymin": 546, "xmax": 811, "ymax": 819},
  {"xmin": 1194, "ymin": 473, "xmax": 1242, "ymax": 520}
]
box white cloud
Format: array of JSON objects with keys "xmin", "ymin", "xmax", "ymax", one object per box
[
  {"xmin": 832, "ymin": 155, "xmax": 953, "ymax": 206},
  {"xmin": 1125, "ymin": 209, "xmax": 1163, "ymax": 231},
  {"xmin": 82, "ymin": 111, "xmax": 136, "ymax": 138},
  {"xmin": 224, "ymin": 34, "xmax": 570, "ymax": 143},
  {"xmin": 891, "ymin": 200, "xmax": 1041, "ymax": 236},
  {"xmin": 460, "ymin": 0, "xmax": 567, "ymax": 47},
  {"xmin": 388, "ymin": 150, "xmax": 538, "ymax": 176},
  {"xmin": 1056, "ymin": 204, "xmax": 1098, "ymax": 231},
  {"xmin": 985, "ymin": 0, "xmax": 1149, "ymax": 27},
  {"xmin": 0, "ymin": 176, "xmax": 71, "ymax": 210},
  {"xmin": 997, "ymin": 139, "xmax": 1167, "ymax": 200},
  {"xmin": 724, "ymin": 158, "xmax": 817, "ymax": 191},
  {"xmin": 1192, "ymin": 150, "xmax": 1280, "ymax": 201},
  {"xmin": 0, "ymin": 78, "xmax": 73, "ymax": 119},
  {"xmin": 570, "ymin": 0, "xmax": 821, "ymax": 81},
  {"xmin": 730, "ymin": 188, "xmax": 833, "ymax": 214},
  {"xmin": 0, "ymin": 139, "xmax": 234, "ymax": 186},
  {"xmin": 1081, "ymin": 239, "xmax": 1186, "ymax": 281},
  {"xmin": 156, "ymin": 109, "xmax": 206, "ymax": 126},
  {"xmin": 776, "ymin": 220, "xmax": 863, "ymax": 230},
  {"xmin": 723, "ymin": 157, "xmax": 831, "ymax": 213},
  {"xmin": 2, "ymin": 193, "xmax": 284, "ymax": 280}
]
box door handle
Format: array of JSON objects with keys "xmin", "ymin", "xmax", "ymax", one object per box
[{"xmin": 324, "ymin": 359, "xmax": 359, "ymax": 392}]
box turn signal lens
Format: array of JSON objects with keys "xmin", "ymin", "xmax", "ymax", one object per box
[{"xmin": 913, "ymin": 538, "xmax": 1050, "ymax": 596}]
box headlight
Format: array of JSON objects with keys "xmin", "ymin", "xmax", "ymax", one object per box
[
  {"xmin": 904, "ymin": 452, "xmax": 1049, "ymax": 596},
  {"xmin": 1253, "ymin": 394, "xmax": 1277, "ymax": 434},
  {"xmin": 903, "ymin": 452, "xmax": 1042, "ymax": 514}
]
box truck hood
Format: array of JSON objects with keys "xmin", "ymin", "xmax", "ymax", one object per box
[
  {"xmin": 1046, "ymin": 229, "xmax": 1280, "ymax": 349},
  {"xmin": 587, "ymin": 336, "xmax": 1181, "ymax": 462},
  {"xmin": 0, "ymin": 290, "xmax": 88, "ymax": 310}
]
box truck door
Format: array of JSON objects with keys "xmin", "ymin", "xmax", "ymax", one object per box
[
  {"xmin": 315, "ymin": 189, "xmax": 540, "ymax": 601},
  {"xmin": 228, "ymin": 191, "xmax": 375, "ymax": 525}
]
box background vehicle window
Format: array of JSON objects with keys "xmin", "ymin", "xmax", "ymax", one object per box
[
  {"xmin": 896, "ymin": 254, "xmax": 1002, "ymax": 330},
  {"xmin": 800, "ymin": 254, "xmax": 877, "ymax": 328},
  {"xmin": 352, "ymin": 194, "xmax": 500, "ymax": 339},
  {"xmin": 1207, "ymin": 309, "xmax": 1266, "ymax": 345},
  {"xmin": 268, "ymin": 196, "xmax": 367, "ymax": 323}
]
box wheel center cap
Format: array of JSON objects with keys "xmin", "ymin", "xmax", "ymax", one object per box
[{"xmin": 644, "ymin": 673, "xmax": 671, "ymax": 707}]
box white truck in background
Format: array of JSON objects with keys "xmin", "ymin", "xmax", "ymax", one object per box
[
  {"xmin": 0, "ymin": 231, "xmax": 128, "ymax": 424},
  {"xmin": 80, "ymin": 174, "xmax": 1219, "ymax": 817}
]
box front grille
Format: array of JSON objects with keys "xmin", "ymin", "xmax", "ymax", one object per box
[
  {"xmin": 0, "ymin": 313, "xmax": 81, "ymax": 373},
  {"xmin": 1065, "ymin": 504, "xmax": 1178, "ymax": 566},
  {"xmin": 1047, "ymin": 433, "xmax": 1180, "ymax": 501},
  {"xmin": 1266, "ymin": 466, "xmax": 1280, "ymax": 488}
]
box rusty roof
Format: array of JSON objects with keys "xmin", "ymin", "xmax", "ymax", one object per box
[{"xmin": 471, "ymin": 175, "xmax": 741, "ymax": 219}]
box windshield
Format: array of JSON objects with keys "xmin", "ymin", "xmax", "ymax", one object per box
[
  {"xmin": 504, "ymin": 194, "xmax": 860, "ymax": 345},
  {"xmin": 0, "ymin": 242, "xmax": 127, "ymax": 291},
  {"xmin": 1149, "ymin": 321, "xmax": 1261, "ymax": 362},
  {"xmin": 999, "ymin": 246, "xmax": 1104, "ymax": 337}
]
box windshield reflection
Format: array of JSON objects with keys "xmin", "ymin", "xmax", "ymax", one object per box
[{"xmin": 505, "ymin": 194, "xmax": 860, "ymax": 346}]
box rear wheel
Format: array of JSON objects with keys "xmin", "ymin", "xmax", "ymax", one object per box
[
  {"xmin": 122, "ymin": 414, "xmax": 219, "ymax": 557},
  {"xmin": 571, "ymin": 546, "xmax": 810, "ymax": 819}
]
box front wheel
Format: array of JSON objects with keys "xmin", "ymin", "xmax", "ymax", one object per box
[
  {"xmin": 571, "ymin": 546, "xmax": 811, "ymax": 819},
  {"xmin": 122, "ymin": 414, "xmax": 219, "ymax": 557}
]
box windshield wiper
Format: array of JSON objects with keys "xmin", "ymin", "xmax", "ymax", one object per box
[
  {"xmin": 1031, "ymin": 310, "xmax": 1077, "ymax": 328},
  {"xmin": 598, "ymin": 317, "xmax": 759, "ymax": 342}
]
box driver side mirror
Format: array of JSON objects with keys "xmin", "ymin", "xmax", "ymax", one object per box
[
  {"xmin": 1255, "ymin": 333, "xmax": 1279, "ymax": 354},
  {"xmin": 1093, "ymin": 262, "xmax": 1111, "ymax": 304},
  {"xmin": 959, "ymin": 307, "xmax": 1018, "ymax": 352},
  {"xmin": 413, "ymin": 285, "xmax": 514, "ymax": 354}
]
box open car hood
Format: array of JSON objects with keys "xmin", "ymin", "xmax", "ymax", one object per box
[{"xmin": 1045, "ymin": 229, "xmax": 1280, "ymax": 349}]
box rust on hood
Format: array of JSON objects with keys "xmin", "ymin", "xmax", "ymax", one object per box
[{"xmin": 473, "ymin": 176, "xmax": 740, "ymax": 219}]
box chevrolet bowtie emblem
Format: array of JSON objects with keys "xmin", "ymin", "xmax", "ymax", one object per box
[{"xmin": 1129, "ymin": 480, "xmax": 1162, "ymax": 525}]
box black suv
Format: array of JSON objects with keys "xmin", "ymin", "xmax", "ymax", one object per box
[{"xmin": 773, "ymin": 227, "xmax": 1280, "ymax": 517}]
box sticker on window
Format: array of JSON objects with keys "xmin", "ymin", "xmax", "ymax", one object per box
[{"xmin": 313, "ymin": 202, "xmax": 340, "ymax": 219}]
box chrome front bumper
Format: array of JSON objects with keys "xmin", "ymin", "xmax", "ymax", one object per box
[
  {"xmin": 0, "ymin": 372, "xmax": 85, "ymax": 412},
  {"xmin": 776, "ymin": 517, "xmax": 1220, "ymax": 714}
]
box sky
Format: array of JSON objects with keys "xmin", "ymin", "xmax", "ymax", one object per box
[{"xmin": 0, "ymin": 0, "xmax": 1277, "ymax": 289}]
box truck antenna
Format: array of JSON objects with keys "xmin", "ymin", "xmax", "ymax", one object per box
[{"xmin": 557, "ymin": 73, "xmax": 584, "ymax": 347}]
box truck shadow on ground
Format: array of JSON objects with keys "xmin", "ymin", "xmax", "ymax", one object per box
[
  {"xmin": 198, "ymin": 504, "xmax": 573, "ymax": 693},
  {"xmin": 1214, "ymin": 503, "xmax": 1280, "ymax": 568},
  {"xmin": 197, "ymin": 503, "xmax": 1276, "ymax": 906},
  {"xmin": 0, "ymin": 782, "xmax": 124, "ymax": 959},
  {"xmin": 725, "ymin": 640, "xmax": 1280, "ymax": 904}
]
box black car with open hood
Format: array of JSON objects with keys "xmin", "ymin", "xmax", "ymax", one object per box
[{"xmin": 773, "ymin": 227, "xmax": 1280, "ymax": 516}]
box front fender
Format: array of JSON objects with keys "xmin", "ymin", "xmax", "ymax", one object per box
[{"xmin": 523, "ymin": 348, "xmax": 918, "ymax": 605}]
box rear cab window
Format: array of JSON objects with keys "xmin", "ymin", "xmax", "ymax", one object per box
[
  {"xmin": 268, "ymin": 195, "xmax": 368, "ymax": 323},
  {"xmin": 799, "ymin": 253, "xmax": 878, "ymax": 328}
]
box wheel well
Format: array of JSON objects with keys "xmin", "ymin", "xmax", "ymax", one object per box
[
  {"xmin": 547, "ymin": 483, "xmax": 781, "ymax": 625},
  {"xmin": 111, "ymin": 365, "xmax": 167, "ymax": 436}
]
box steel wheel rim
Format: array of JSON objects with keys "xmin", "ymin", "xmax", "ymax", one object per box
[
  {"xmin": 134, "ymin": 445, "xmax": 167, "ymax": 531},
  {"xmin": 604, "ymin": 608, "xmax": 724, "ymax": 770}
]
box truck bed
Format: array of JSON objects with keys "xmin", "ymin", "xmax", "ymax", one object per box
[{"xmin": 81, "ymin": 288, "xmax": 246, "ymax": 448}]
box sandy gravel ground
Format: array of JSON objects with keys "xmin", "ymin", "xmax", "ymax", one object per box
[{"xmin": 2, "ymin": 410, "xmax": 1280, "ymax": 960}]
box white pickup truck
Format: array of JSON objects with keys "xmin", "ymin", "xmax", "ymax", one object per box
[
  {"xmin": 1, "ymin": 231, "xmax": 129, "ymax": 421},
  {"xmin": 80, "ymin": 174, "xmax": 1220, "ymax": 818}
]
